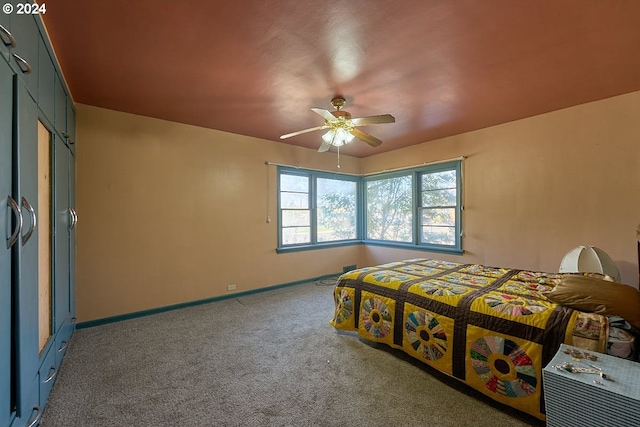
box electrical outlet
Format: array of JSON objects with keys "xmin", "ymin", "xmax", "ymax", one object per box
[
  {"xmin": 343, "ymin": 265, "xmax": 357, "ymax": 273},
  {"xmin": 227, "ymin": 284, "xmax": 236, "ymax": 291}
]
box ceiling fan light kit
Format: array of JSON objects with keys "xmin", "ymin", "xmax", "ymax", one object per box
[
  {"xmin": 280, "ymin": 96, "xmax": 395, "ymax": 153},
  {"xmin": 322, "ymin": 127, "xmax": 355, "ymax": 146}
]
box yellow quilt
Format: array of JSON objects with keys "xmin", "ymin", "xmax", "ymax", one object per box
[{"xmin": 330, "ymin": 258, "xmax": 608, "ymax": 420}]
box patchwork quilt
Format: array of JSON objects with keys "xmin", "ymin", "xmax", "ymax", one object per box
[{"xmin": 329, "ymin": 258, "xmax": 608, "ymax": 420}]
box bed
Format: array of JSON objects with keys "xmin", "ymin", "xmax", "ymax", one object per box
[{"xmin": 329, "ymin": 258, "xmax": 610, "ymax": 420}]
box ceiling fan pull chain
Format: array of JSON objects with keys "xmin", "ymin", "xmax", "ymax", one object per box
[{"xmin": 337, "ymin": 145, "xmax": 341, "ymax": 169}]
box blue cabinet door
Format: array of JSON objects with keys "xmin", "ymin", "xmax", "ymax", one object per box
[
  {"xmin": 69, "ymin": 149, "xmax": 76, "ymax": 322},
  {"xmin": 0, "ymin": 53, "xmax": 16, "ymax": 427},
  {"xmin": 54, "ymin": 74, "xmax": 66, "ymax": 136},
  {"xmin": 54, "ymin": 135, "xmax": 70, "ymax": 333},
  {"xmin": 66, "ymin": 103, "xmax": 76, "ymax": 144},
  {"xmin": 8, "ymin": 13, "xmax": 37, "ymax": 101},
  {"xmin": 37, "ymin": 35, "xmax": 55, "ymax": 125},
  {"xmin": 14, "ymin": 81, "xmax": 40, "ymax": 421},
  {"xmin": 0, "ymin": 4, "xmax": 11, "ymax": 62}
]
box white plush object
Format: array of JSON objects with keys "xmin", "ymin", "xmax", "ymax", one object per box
[{"xmin": 559, "ymin": 245, "xmax": 621, "ymax": 283}]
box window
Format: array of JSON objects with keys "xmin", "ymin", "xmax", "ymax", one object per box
[
  {"xmin": 420, "ymin": 169, "xmax": 458, "ymax": 246},
  {"xmin": 277, "ymin": 160, "xmax": 462, "ymax": 253},
  {"xmin": 279, "ymin": 174, "xmax": 311, "ymax": 245},
  {"xmin": 317, "ymin": 177, "xmax": 357, "ymax": 242},
  {"xmin": 365, "ymin": 174, "xmax": 413, "ymax": 242},
  {"xmin": 364, "ymin": 161, "xmax": 462, "ymax": 252},
  {"xmin": 278, "ymin": 168, "xmax": 359, "ymax": 249}
]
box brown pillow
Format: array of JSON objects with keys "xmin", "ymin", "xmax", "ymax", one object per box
[{"xmin": 546, "ymin": 275, "xmax": 640, "ymax": 329}]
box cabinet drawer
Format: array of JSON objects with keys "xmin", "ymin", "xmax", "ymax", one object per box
[
  {"xmin": 54, "ymin": 320, "xmax": 73, "ymax": 368},
  {"xmin": 39, "ymin": 346, "xmax": 57, "ymax": 410},
  {"xmin": 14, "ymin": 374, "xmax": 40, "ymax": 427}
]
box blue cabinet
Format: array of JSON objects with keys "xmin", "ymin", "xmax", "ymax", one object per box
[
  {"xmin": 14, "ymin": 73, "xmax": 40, "ymax": 425},
  {"xmin": 67, "ymin": 103, "xmax": 76, "ymax": 144},
  {"xmin": 0, "ymin": 56, "xmax": 15, "ymax": 427},
  {"xmin": 14, "ymin": 376, "xmax": 40, "ymax": 427},
  {"xmin": 38, "ymin": 346, "xmax": 56, "ymax": 418},
  {"xmin": 54, "ymin": 136, "xmax": 77, "ymax": 344},
  {"xmin": 1, "ymin": 13, "xmax": 76, "ymax": 427},
  {"xmin": 0, "ymin": 56, "xmax": 41, "ymax": 427},
  {"xmin": 0, "ymin": 4, "xmax": 11, "ymax": 62},
  {"xmin": 37, "ymin": 35, "xmax": 54, "ymax": 125},
  {"xmin": 54, "ymin": 75, "xmax": 66, "ymax": 136},
  {"xmin": 7, "ymin": 13, "xmax": 37, "ymax": 100},
  {"xmin": 69, "ymin": 147, "xmax": 76, "ymax": 321},
  {"xmin": 54, "ymin": 134, "xmax": 71, "ymax": 334}
]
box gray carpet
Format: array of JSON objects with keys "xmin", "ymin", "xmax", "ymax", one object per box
[{"xmin": 41, "ymin": 280, "xmax": 544, "ymax": 427}]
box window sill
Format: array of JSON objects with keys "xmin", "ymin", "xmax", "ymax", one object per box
[
  {"xmin": 276, "ymin": 240, "xmax": 363, "ymax": 254},
  {"xmin": 363, "ymin": 240, "xmax": 464, "ymax": 255},
  {"xmin": 276, "ymin": 240, "xmax": 463, "ymax": 255}
]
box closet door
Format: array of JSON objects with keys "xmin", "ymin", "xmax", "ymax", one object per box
[
  {"xmin": 54, "ymin": 134, "xmax": 70, "ymax": 334},
  {"xmin": 0, "ymin": 56, "xmax": 16, "ymax": 427},
  {"xmin": 14, "ymin": 78, "xmax": 40, "ymax": 421},
  {"xmin": 66, "ymin": 107, "xmax": 76, "ymax": 326},
  {"xmin": 69, "ymin": 148, "xmax": 76, "ymax": 324}
]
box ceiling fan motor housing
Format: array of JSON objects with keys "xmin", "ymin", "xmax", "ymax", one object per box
[
  {"xmin": 330, "ymin": 96, "xmax": 347, "ymax": 110},
  {"xmin": 331, "ymin": 110, "xmax": 352, "ymax": 119}
]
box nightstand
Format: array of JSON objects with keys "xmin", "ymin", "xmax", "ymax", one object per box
[{"xmin": 543, "ymin": 344, "xmax": 640, "ymax": 427}]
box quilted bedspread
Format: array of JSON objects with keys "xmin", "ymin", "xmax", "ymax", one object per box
[{"xmin": 329, "ymin": 258, "xmax": 608, "ymax": 420}]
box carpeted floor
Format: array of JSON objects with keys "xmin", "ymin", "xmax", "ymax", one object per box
[{"xmin": 41, "ymin": 280, "xmax": 544, "ymax": 426}]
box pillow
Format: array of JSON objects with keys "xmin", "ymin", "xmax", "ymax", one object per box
[
  {"xmin": 572, "ymin": 272, "xmax": 616, "ymax": 282},
  {"xmin": 546, "ymin": 275, "xmax": 640, "ymax": 330}
]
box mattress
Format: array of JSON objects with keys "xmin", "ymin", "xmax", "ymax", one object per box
[{"xmin": 329, "ymin": 258, "xmax": 609, "ymax": 420}]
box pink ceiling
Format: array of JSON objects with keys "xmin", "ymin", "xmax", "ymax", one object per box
[{"xmin": 42, "ymin": 0, "xmax": 640, "ymax": 157}]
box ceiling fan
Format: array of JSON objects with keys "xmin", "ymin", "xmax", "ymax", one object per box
[{"xmin": 280, "ymin": 96, "xmax": 395, "ymax": 152}]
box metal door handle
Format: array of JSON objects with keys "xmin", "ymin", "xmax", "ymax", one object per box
[
  {"xmin": 6, "ymin": 196, "xmax": 22, "ymax": 249},
  {"xmin": 68, "ymin": 208, "xmax": 77, "ymax": 230},
  {"xmin": 21, "ymin": 197, "xmax": 36, "ymax": 245},
  {"xmin": 57, "ymin": 340, "xmax": 68, "ymax": 352},
  {"xmin": 44, "ymin": 366, "xmax": 57, "ymax": 383},
  {"xmin": 26, "ymin": 406, "xmax": 42, "ymax": 427},
  {"xmin": 61, "ymin": 132, "xmax": 75, "ymax": 145},
  {"xmin": 12, "ymin": 53, "xmax": 32, "ymax": 74},
  {"xmin": 0, "ymin": 24, "xmax": 16, "ymax": 48}
]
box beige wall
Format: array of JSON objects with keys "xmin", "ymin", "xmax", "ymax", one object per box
[
  {"xmin": 76, "ymin": 105, "xmax": 361, "ymax": 322},
  {"xmin": 361, "ymin": 91, "xmax": 640, "ymax": 287},
  {"xmin": 77, "ymin": 91, "xmax": 640, "ymax": 321}
]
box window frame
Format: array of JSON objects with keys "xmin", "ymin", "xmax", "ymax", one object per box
[
  {"xmin": 276, "ymin": 161, "xmax": 462, "ymax": 254},
  {"xmin": 363, "ymin": 170, "xmax": 415, "ymax": 244},
  {"xmin": 417, "ymin": 161, "xmax": 462, "ymax": 252},
  {"xmin": 277, "ymin": 167, "xmax": 361, "ymax": 252}
]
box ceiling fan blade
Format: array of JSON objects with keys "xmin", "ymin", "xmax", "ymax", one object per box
[
  {"xmin": 280, "ymin": 125, "xmax": 326, "ymax": 139},
  {"xmin": 351, "ymin": 114, "xmax": 395, "ymax": 126},
  {"xmin": 350, "ymin": 128, "xmax": 382, "ymax": 147},
  {"xmin": 311, "ymin": 108, "xmax": 337, "ymax": 122},
  {"xmin": 317, "ymin": 139, "xmax": 332, "ymax": 152}
]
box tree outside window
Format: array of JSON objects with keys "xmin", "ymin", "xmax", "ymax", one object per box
[{"xmin": 365, "ymin": 175, "xmax": 412, "ymax": 242}]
